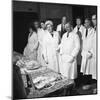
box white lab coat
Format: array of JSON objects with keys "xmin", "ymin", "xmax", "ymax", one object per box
[
  {"xmin": 42, "ymin": 30, "xmax": 60, "ymax": 72},
  {"xmin": 59, "ymin": 31, "xmax": 80, "ymax": 79},
  {"xmin": 90, "ymin": 29, "xmax": 97, "ymax": 79},
  {"xmin": 56, "ymin": 24, "xmax": 62, "ymax": 32},
  {"xmin": 73, "ymin": 25, "xmax": 85, "ymax": 37},
  {"xmin": 37, "ymin": 28, "xmax": 46, "ymax": 66},
  {"xmin": 23, "ymin": 32, "xmax": 38, "ymax": 60},
  {"xmin": 73, "ymin": 25, "xmax": 85, "ymax": 65},
  {"xmin": 81, "ymin": 27, "xmax": 96, "ymax": 78}
]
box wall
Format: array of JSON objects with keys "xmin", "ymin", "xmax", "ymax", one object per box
[
  {"xmin": 39, "ymin": 3, "xmax": 72, "ymax": 29},
  {"xmin": 13, "ymin": 1, "xmax": 38, "ymax": 12},
  {"xmin": 39, "ymin": 3, "xmax": 72, "ymax": 20},
  {"xmin": 84, "ymin": 6, "xmax": 97, "ymax": 18}
]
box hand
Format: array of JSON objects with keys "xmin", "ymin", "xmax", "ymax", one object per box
[
  {"xmin": 56, "ymin": 47, "xmax": 60, "ymax": 52},
  {"xmin": 87, "ymin": 51, "xmax": 92, "ymax": 59},
  {"xmin": 45, "ymin": 60, "xmax": 48, "ymax": 64},
  {"xmin": 63, "ymin": 55, "xmax": 74, "ymax": 63},
  {"xmin": 42, "ymin": 54, "xmax": 48, "ymax": 64},
  {"xmin": 68, "ymin": 56, "xmax": 74, "ymax": 63}
]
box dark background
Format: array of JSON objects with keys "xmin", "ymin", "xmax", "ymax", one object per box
[{"xmin": 13, "ymin": 1, "xmax": 97, "ymax": 53}]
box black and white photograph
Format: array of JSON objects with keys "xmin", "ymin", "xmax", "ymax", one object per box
[{"xmin": 12, "ymin": 0, "xmax": 97, "ymax": 99}]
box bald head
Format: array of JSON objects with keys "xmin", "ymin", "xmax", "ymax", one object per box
[
  {"xmin": 61, "ymin": 16, "xmax": 67, "ymax": 25},
  {"xmin": 65, "ymin": 22, "xmax": 72, "ymax": 32},
  {"xmin": 92, "ymin": 14, "xmax": 97, "ymax": 26}
]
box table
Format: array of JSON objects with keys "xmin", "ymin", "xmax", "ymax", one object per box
[
  {"xmin": 26, "ymin": 67, "xmax": 74, "ymax": 98},
  {"xmin": 13, "ymin": 51, "xmax": 75, "ymax": 98}
]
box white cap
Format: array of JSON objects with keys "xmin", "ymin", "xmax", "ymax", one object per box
[{"xmin": 45, "ymin": 20, "xmax": 53, "ymax": 27}]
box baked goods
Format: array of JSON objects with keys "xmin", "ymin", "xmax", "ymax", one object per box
[
  {"xmin": 16, "ymin": 57, "xmax": 40, "ymax": 70},
  {"xmin": 32, "ymin": 75, "xmax": 62, "ymax": 90}
]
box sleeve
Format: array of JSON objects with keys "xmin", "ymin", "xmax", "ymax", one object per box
[
  {"xmin": 59, "ymin": 34, "xmax": 65, "ymax": 55},
  {"xmin": 55, "ymin": 32, "xmax": 60, "ymax": 45},
  {"xmin": 89, "ymin": 33, "xmax": 96, "ymax": 57},
  {"xmin": 32, "ymin": 34, "xmax": 39, "ymax": 50},
  {"xmin": 42, "ymin": 36, "xmax": 48, "ymax": 62},
  {"xmin": 56, "ymin": 25, "xmax": 61, "ymax": 32},
  {"xmin": 23, "ymin": 46, "xmax": 27, "ymax": 56},
  {"xmin": 38, "ymin": 29, "xmax": 43, "ymax": 46},
  {"xmin": 71, "ymin": 34, "xmax": 80, "ymax": 58},
  {"xmin": 23, "ymin": 33, "xmax": 29, "ymax": 55}
]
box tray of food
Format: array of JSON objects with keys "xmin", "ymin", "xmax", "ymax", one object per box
[
  {"xmin": 32, "ymin": 75, "xmax": 64, "ymax": 90},
  {"xmin": 16, "ymin": 57, "xmax": 41, "ymax": 70}
]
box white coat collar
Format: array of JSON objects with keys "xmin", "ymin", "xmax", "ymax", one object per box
[
  {"xmin": 76, "ymin": 25, "xmax": 84, "ymax": 30},
  {"xmin": 65, "ymin": 31, "xmax": 73, "ymax": 38},
  {"xmin": 84, "ymin": 27, "xmax": 94, "ymax": 38}
]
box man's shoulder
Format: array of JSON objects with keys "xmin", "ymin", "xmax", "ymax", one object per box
[
  {"xmin": 62, "ymin": 32, "xmax": 67, "ymax": 38},
  {"xmin": 53, "ymin": 31, "xmax": 59, "ymax": 36},
  {"xmin": 81, "ymin": 25, "xmax": 85, "ymax": 28},
  {"xmin": 74, "ymin": 25, "xmax": 77, "ymax": 29},
  {"xmin": 57, "ymin": 24, "xmax": 61, "ymax": 27},
  {"xmin": 71, "ymin": 31, "xmax": 79, "ymax": 38},
  {"xmin": 89, "ymin": 27, "xmax": 95, "ymax": 33}
]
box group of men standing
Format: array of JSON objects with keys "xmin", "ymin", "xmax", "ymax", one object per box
[{"xmin": 24, "ymin": 14, "xmax": 97, "ymax": 82}]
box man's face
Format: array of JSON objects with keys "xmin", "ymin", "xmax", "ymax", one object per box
[
  {"xmin": 92, "ymin": 15, "xmax": 96, "ymax": 26},
  {"xmin": 76, "ymin": 18, "xmax": 81, "ymax": 25},
  {"xmin": 62, "ymin": 17, "xmax": 67, "ymax": 25},
  {"xmin": 65, "ymin": 23, "xmax": 71, "ymax": 32},
  {"xmin": 29, "ymin": 28, "xmax": 33, "ymax": 33},
  {"xmin": 46, "ymin": 24, "xmax": 53, "ymax": 33},
  {"xmin": 84, "ymin": 19, "xmax": 90, "ymax": 28},
  {"xmin": 41, "ymin": 22, "xmax": 45, "ymax": 29},
  {"xmin": 34, "ymin": 21, "xmax": 39, "ymax": 29}
]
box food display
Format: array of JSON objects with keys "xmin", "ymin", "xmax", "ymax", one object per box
[
  {"xmin": 32, "ymin": 75, "xmax": 63, "ymax": 90},
  {"xmin": 16, "ymin": 57, "xmax": 41, "ymax": 70}
]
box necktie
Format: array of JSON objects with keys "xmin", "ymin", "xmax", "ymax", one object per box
[
  {"xmin": 51, "ymin": 33, "xmax": 53, "ymax": 37},
  {"xmin": 94, "ymin": 26, "xmax": 96, "ymax": 31},
  {"xmin": 77, "ymin": 27, "xmax": 80, "ymax": 31},
  {"xmin": 61, "ymin": 24, "xmax": 66, "ymax": 38},
  {"xmin": 67, "ymin": 32, "xmax": 69, "ymax": 38},
  {"xmin": 77, "ymin": 27, "xmax": 82, "ymax": 48},
  {"xmin": 63, "ymin": 25, "xmax": 65, "ymax": 31},
  {"xmin": 85, "ymin": 29, "xmax": 88, "ymax": 37}
]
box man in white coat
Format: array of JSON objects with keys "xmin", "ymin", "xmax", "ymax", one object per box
[
  {"xmin": 91, "ymin": 14, "xmax": 97, "ymax": 80},
  {"xmin": 42, "ymin": 20, "xmax": 60, "ymax": 72},
  {"xmin": 56, "ymin": 16, "xmax": 67, "ymax": 39},
  {"xmin": 81, "ymin": 17, "xmax": 97, "ymax": 91},
  {"xmin": 57, "ymin": 22, "xmax": 80, "ymax": 79},
  {"xmin": 81, "ymin": 18, "xmax": 95, "ymax": 75},
  {"xmin": 73, "ymin": 17, "xmax": 85, "ymax": 73},
  {"xmin": 90, "ymin": 14, "xmax": 97, "ymax": 93}
]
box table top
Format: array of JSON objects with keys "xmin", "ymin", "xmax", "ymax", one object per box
[
  {"xmin": 13, "ymin": 51, "xmax": 74, "ymax": 98},
  {"xmin": 25, "ymin": 67, "xmax": 74, "ymax": 98}
]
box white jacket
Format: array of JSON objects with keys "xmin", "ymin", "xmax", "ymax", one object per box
[
  {"xmin": 42, "ymin": 30, "xmax": 60, "ymax": 72},
  {"xmin": 73, "ymin": 25, "xmax": 85, "ymax": 37},
  {"xmin": 81, "ymin": 27, "xmax": 96, "ymax": 79},
  {"xmin": 90, "ymin": 29, "xmax": 97, "ymax": 79},
  {"xmin": 56, "ymin": 24, "xmax": 62, "ymax": 32},
  {"xmin": 23, "ymin": 32, "xmax": 38, "ymax": 60},
  {"xmin": 73, "ymin": 25, "xmax": 85, "ymax": 65},
  {"xmin": 59, "ymin": 31, "xmax": 80, "ymax": 79}
]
